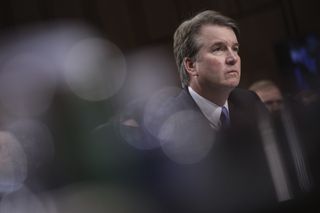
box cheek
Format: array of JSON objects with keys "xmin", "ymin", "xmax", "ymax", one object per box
[
  {"xmin": 204, "ymin": 57, "xmax": 224, "ymax": 71},
  {"xmin": 196, "ymin": 55, "xmax": 225, "ymax": 76}
]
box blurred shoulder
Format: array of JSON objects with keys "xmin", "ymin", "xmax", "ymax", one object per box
[
  {"xmin": 229, "ymin": 88, "xmax": 269, "ymax": 123},
  {"xmin": 229, "ymin": 87, "xmax": 261, "ymax": 103}
]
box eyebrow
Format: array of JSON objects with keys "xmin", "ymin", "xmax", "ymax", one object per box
[{"xmin": 210, "ymin": 41, "xmax": 240, "ymax": 48}]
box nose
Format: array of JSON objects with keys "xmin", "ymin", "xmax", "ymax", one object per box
[{"xmin": 226, "ymin": 49, "xmax": 238, "ymax": 65}]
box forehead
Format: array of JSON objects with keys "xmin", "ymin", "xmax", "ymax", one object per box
[{"xmin": 196, "ymin": 24, "xmax": 238, "ymax": 45}]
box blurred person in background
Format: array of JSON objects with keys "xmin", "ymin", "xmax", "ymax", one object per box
[{"xmin": 249, "ymin": 80, "xmax": 284, "ymax": 114}]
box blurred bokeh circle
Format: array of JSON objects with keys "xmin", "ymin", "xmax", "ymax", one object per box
[{"xmin": 64, "ymin": 38, "xmax": 126, "ymax": 101}]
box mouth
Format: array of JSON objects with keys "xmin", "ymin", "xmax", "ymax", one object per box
[{"xmin": 226, "ymin": 70, "xmax": 239, "ymax": 75}]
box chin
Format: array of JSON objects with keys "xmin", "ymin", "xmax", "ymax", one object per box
[{"xmin": 225, "ymin": 80, "xmax": 240, "ymax": 88}]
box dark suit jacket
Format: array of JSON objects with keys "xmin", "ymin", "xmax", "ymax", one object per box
[{"xmin": 142, "ymin": 88, "xmax": 278, "ymax": 213}]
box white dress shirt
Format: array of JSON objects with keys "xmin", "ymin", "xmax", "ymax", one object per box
[{"xmin": 188, "ymin": 86, "xmax": 229, "ymax": 129}]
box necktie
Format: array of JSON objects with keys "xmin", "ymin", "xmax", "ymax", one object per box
[{"xmin": 220, "ymin": 106, "xmax": 230, "ymax": 127}]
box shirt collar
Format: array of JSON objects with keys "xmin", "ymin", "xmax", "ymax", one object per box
[{"xmin": 188, "ymin": 86, "xmax": 229, "ymax": 129}]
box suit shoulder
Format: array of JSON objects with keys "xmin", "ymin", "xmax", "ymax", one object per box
[{"xmin": 230, "ymin": 88, "xmax": 261, "ymax": 103}]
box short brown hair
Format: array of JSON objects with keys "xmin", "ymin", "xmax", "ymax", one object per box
[{"xmin": 173, "ymin": 10, "xmax": 240, "ymax": 88}]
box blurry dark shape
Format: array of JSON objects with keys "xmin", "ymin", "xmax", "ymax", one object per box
[
  {"xmin": 250, "ymin": 80, "xmax": 320, "ymax": 211},
  {"xmin": 294, "ymin": 89, "xmax": 319, "ymax": 106},
  {"xmin": 158, "ymin": 109, "xmax": 215, "ymax": 164},
  {"xmin": 249, "ymin": 80, "xmax": 284, "ymax": 113},
  {"xmin": 118, "ymin": 97, "xmax": 160, "ymax": 150},
  {"xmin": 258, "ymin": 112, "xmax": 293, "ymax": 202},
  {"xmin": 52, "ymin": 182, "xmax": 159, "ymax": 213},
  {"xmin": 291, "ymin": 88, "xmax": 320, "ymax": 200},
  {"xmin": 83, "ymin": 97, "xmax": 150, "ymax": 181},
  {"xmin": 275, "ymin": 34, "xmax": 320, "ymax": 94}
]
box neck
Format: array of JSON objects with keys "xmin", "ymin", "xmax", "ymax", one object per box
[{"xmin": 190, "ymin": 85, "xmax": 232, "ymax": 106}]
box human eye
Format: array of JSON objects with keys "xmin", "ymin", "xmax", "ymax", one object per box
[
  {"xmin": 211, "ymin": 44, "xmax": 226, "ymax": 53},
  {"xmin": 233, "ymin": 44, "xmax": 240, "ymax": 53}
]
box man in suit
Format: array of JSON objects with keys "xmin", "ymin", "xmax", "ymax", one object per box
[
  {"xmin": 174, "ymin": 9, "xmax": 241, "ymax": 124},
  {"xmin": 140, "ymin": 10, "xmax": 290, "ymax": 213}
]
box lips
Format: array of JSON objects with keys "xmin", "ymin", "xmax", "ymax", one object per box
[{"xmin": 226, "ymin": 70, "xmax": 239, "ymax": 74}]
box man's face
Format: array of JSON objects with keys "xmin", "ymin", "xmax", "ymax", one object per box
[{"xmin": 189, "ymin": 25, "xmax": 241, "ymax": 91}]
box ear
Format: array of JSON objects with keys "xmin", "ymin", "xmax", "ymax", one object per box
[{"xmin": 183, "ymin": 57, "xmax": 198, "ymax": 77}]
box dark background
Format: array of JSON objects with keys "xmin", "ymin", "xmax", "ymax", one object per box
[{"xmin": 1, "ymin": 0, "xmax": 320, "ymax": 91}]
